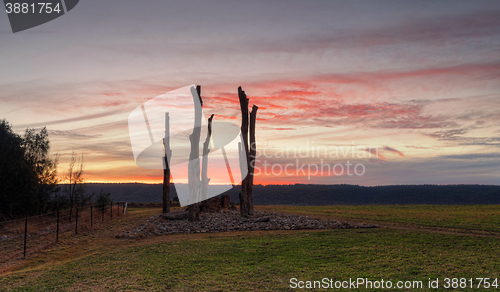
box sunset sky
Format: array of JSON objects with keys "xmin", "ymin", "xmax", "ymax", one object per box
[{"xmin": 1, "ymin": 0, "xmax": 499, "ymax": 185}]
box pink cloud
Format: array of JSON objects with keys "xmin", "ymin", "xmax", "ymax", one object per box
[
  {"xmin": 383, "ymin": 146, "xmax": 404, "ymax": 156},
  {"xmin": 365, "ymin": 148, "xmax": 386, "ymax": 161}
]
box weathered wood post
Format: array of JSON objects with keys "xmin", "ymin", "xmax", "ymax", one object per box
[
  {"xmin": 162, "ymin": 113, "xmax": 172, "ymax": 214},
  {"xmin": 75, "ymin": 208, "xmax": 78, "ymax": 234},
  {"xmin": 23, "ymin": 218, "xmax": 27, "ymax": 258},
  {"xmin": 248, "ymin": 105, "xmax": 258, "ymax": 216},
  {"xmin": 238, "ymin": 142, "xmax": 247, "ymax": 216},
  {"xmin": 188, "ymin": 85, "xmax": 203, "ymax": 221},
  {"xmin": 238, "ymin": 87, "xmax": 250, "ymax": 217},
  {"xmin": 56, "ymin": 211, "xmax": 60, "ymax": 241},
  {"xmin": 237, "ymin": 87, "xmax": 258, "ymax": 217},
  {"xmin": 201, "ymin": 114, "xmax": 214, "ymax": 202}
]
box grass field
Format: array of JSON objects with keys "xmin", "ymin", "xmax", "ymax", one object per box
[
  {"xmin": 1, "ymin": 206, "xmax": 499, "ymax": 291},
  {"xmin": 259, "ymin": 205, "xmax": 500, "ymax": 233}
]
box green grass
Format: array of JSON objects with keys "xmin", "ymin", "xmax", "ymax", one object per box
[
  {"xmin": 258, "ymin": 205, "xmax": 500, "ymax": 232},
  {"xmin": 1, "ymin": 228, "xmax": 500, "ymax": 291},
  {"xmin": 2, "ymin": 205, "xmax": 500, "ymax": 291}
]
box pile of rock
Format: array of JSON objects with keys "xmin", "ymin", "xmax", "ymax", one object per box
[
  {"xmin": 220, "ymin": 195, "xmax": 230, "ymax": 209},
  {"xmin": 199, "ymin": 197, "xmax": 221, "ymax": 213},
  {"xmin": 115, "ymin": 210, "xmax": 377, "ymax": 239}
]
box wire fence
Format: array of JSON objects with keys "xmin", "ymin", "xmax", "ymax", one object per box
[{"xmin": 0, "ymin": 202, "xmax": 127, "ymax": 269}]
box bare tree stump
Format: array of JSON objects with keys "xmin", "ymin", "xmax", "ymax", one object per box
[
  {"xmin": 201, "ymin": 114, "xmax": 214, "ymax": 202},
  {"xmin": 162, "ymin": 112, "xmax": 172, "ymax": 214},
  {"xmin": 237, "ymin": 87, "xmax": 258, "ymax": 217},
  {"xmin": 188, "ymin": 85, "xmax": 203, "ymax": 221},
  {"xmin": 248, "ymin": 105, "xmax": 258, "ymax": 216},
  {"xmin": 238, "ymin": 87, "xmax": 250, "ymax": 217}
]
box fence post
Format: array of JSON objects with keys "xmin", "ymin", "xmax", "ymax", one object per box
[
  {"xmin": 117, "ymin": 202, "xmax": 120, "ymax": 216},
  {"xmin": 102, "ymin": 205, "xmax": 104, "ymax": 223},
  {"xmin": 110, "ymin": 202, "xmax": 113, "ymax": 219},
  {"xmin": 91, "ymin": 205, "xmax": 93, "ymax": 227},
  {"xmin": 23, "ymin": 218, "xmax": 27, "ymax": 258},
  {"xmin": 56, "ymin": 211, "xmax": 59, "ymax": 242},
  {"xmin": 75, "ymin": 208, "xmax": 78, "ymax": 234}
]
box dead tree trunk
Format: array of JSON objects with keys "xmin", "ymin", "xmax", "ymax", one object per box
[
  {"xmin": 188, "ymin": 85, "xmax": 203, "ymax": 221},
  {"xmin": 237, "ymin": 87, "xmax": 258, "ymax": 217},
  {"xmin": 248, "ymin": 105, "xmax": 258, "ymax": 216},
  {"xmin": 238, "ymin": 87, "xmax": 250, "ymax": 217},
  {"xmin": 201, "ymin": 114, "xmax": 214, "ymax": 204},
  {"xmin": 238, "ymin": 142, "xmax": 247, "ymax": 216},
  {"xmin": 162, "ymin": 112, "xmax": 172, "ymax": 213}
]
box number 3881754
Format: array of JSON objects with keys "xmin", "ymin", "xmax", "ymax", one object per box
[{"xmin": 5, "ymin": 3, "xmax": 62, "ymax": 14}]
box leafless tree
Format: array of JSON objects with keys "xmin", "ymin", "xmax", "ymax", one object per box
[
  {"xmin": 248, "ymin": 104, "xmax": 258, "ymax": 215},
  {"xmin": 63, "ymin": 151, "xmax": 86, "ymax": 222},
  {"xmin": 238, "ymin": 86, "xmax": 258, "ymax": 217},
  {"xmin": 187, "ymin": 86, "xmax": 203, "ymax": 221},
  {"xmin": 162, "ymin": 112, "xmax": 172, "ymax": 214},
  {"xmin": 201, "ymin": 114, "xmax": 214, "ymax": 202},
  {"xmin": 238, "ymin": 87, "xmax": 249, "ymax": 217}
]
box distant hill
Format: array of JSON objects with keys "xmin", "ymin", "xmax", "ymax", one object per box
[{"xmin": 82, "ymin": 183, "xmax": 500, "ymax": 205}]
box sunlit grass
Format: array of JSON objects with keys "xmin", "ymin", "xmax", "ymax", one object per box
[
  {"xmin": 1, "ymin": 206, "xmax": 500, "ymax": 291},
  {"xmin": 2, "ymin": 228, "xmax": 500, "ymax": 291},
  {"xmin": 258, "ymin": 205, "xmax": 500, "ymax": 232}
]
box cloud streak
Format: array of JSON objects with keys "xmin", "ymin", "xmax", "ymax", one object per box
[{"xmin": 14, "ymin": 109, "xmax": 126, "ymax": 129}]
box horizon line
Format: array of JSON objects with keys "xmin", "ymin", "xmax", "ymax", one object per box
[{"xmin": 76, "ymin": 181, "xmax": 500, "ymax": 187}]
